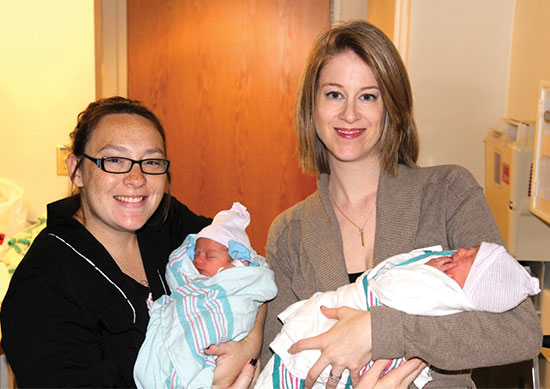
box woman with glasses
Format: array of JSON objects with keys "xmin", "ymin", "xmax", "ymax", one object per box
[{"xmin": 0, "ymin": 97, "xmax": 261, "ymax": 388}]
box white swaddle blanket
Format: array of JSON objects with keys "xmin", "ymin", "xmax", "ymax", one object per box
[
  {"xmin": 134, "ymin": 234, "xmax": 277, "ymax": 389},
  {"xmin": 257, "ymin": 244, "xmax": 539, "ymax": 389}
]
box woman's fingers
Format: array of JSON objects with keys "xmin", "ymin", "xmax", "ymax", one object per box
[
  {"xmin": 289, "ymin": 306, "xmax": 373, "ymax": 389},
  {"xmin": 348, "ymin": 367, "xmax": 363, "ymax": 387},
  {"xmin": 288, "ymin": 334, "xmax": 324, "ymax": 355},
  {"xmin": 354, "ymin": 359, "xmax": 391, "ymax": 388},
  {"xmin": 250, "ymin": 359, "xmax": 262, "ymax": 388},
  {"xmin": 204, "ymin": 344, "xmax": 220, "ymax": 355},
  {"xmin": 325, "ymin": 366, "xmax": 346, "ymax": 389},
  {"xmin": 399, "ymin": 358, "xmax": 427, "ymax": 386},
  {"xmin": 226, "ymin": 359, "xmax": 257, "ymax": 389},
  {"xmin": 210, "ymin": 337, "xmax": 257, "ymax": 388},
  {"xmin": 303, "ymin": 357, "xmax": 330, "ymax": 388},
  {"xmin": 380, "ymin": 358, "xmax": 426, "ymax": 389},
  {"xmin": 288, "ymin": 306, "xmax": 336, "ymax": 355},
  {"xmin": 355, "ymin": 358, "xmax": 427, "ymax": 389},
  {"xmin": 319, "ymin": 305, "xmax": 339, "ymax": 319}
]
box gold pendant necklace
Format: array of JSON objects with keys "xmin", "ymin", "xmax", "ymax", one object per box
[{"xmin": 329, "ymin": 190, "xmax": 374, "ymax": 247}]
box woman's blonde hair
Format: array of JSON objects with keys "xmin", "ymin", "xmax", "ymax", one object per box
[{"xmin": 296, "ymin": 20, "xmax": 418, "ymax": 176}]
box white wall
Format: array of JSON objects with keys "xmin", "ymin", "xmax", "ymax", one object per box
[
  {"xmin": 406, "ymin": 0, "xmax": 514, "ymax": 186},
  {"xmin": 0, "ymin": 0, "xmax": 96, "ymax": 220}
]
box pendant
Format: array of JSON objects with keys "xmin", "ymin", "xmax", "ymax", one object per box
[{"xmin": 359, "ymin": 228, "xmax": 365, "ymax": 247}]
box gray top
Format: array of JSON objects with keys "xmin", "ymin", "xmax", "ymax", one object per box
[{"xmin": 263, "ymin": 164, "xmax": 541, "ymax": 388}]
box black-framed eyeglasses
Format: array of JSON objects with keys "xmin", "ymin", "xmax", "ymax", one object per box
[{"xmin": 82, "ymin": 154, "xmax": 170, "ymax": 175}]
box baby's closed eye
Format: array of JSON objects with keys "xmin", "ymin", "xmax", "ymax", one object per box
[{"xmin": 426, "ymin": 256, "xmax": 457, "ymax": 272}]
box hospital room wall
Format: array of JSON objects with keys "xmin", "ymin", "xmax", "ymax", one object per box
[
  {"xmin": 0, "ymin": 0, "xmax": 95, "ymax": 221},
  {"xmin": 405, "ymin": 0, "xmax": 514, "ymax": 187},
  {"xmin": 405, "ymin": 0, "xmax": 550, "ymax": 187}
]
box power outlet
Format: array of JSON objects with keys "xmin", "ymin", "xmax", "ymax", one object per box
[{"xmin": 56, "ymin": 146, "xmax": 70, "ymax": 175}]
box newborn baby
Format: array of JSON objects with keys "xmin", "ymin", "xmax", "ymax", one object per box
[
  {"xmin": 135, "ymin": 202, "xmax": 277, "ymax": 389},
  {"xmin": 256, "ymin": 242, "xmax": 540, "ymax": 389}
]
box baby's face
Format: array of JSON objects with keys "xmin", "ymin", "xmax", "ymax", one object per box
[
  {"xmin": 426, "ymin": 246, "xmax": 480, "ymax": 288},
  {"xmin": 194, "ymin": 238, "xmax": 233, "ymax": 277}
]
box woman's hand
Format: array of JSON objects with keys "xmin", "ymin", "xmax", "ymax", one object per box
[
  {"xmin": 209, "ymin": 304, "xmax": 266, "ymax": 388},
  {"xmin": 207, "ymin": 338, "xmax": 257, "ymax": 389},
  {"xmin": 288, "ymin": 306, "xmax": 373, "ymax": 388},
  {"xmin": 355, "ymin": 358, "xmax": 427, "ymax": 389},
  {"xmin": 225, "ymin": 358, "xmax": 261, "ymax": 389}
]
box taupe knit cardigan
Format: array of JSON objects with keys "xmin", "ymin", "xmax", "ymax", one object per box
[{"xmin": 263, "ymin": 164, "xmax": 541, "ymax": 388}]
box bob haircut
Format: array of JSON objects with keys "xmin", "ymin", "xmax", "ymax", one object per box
[
  {"xmin": 295, "ymin": 20, "xmax": 419, "ymax": 176},
  {"xmin": 69, "ymin": 96, "xmax": 171, "ymax": 220}
]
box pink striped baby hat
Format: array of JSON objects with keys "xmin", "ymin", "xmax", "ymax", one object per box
[{"xmin": 463, "ymin": 242, "xmax": 540, "ymax": 313}]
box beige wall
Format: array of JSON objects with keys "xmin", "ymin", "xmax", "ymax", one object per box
[
  {"xmin": 405, "ymin": 0, "xmax": 549, "ymax": 185},
  {"xmin": 406, "ymin": 0, "xmax": 514, "ymax": 186},
  {"xmin": 332, "ymin": 0, "xmax": 367, "ymax": 23},
  {"xmin": 0, "ymin": 0, "xmax": 95, "ymax": 220},
  {"xmin": 507, "ymin": 0, "xmax": 550, "ymax": 122}
]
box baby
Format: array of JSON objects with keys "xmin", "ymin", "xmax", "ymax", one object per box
[
  {"xmin": 134, "ymin": 202, "xmax": 277, "ymax": 389},
  {"xmin": 256, "ymin": 242, "xmax": 540, "ymax": 389},
  {"xmin": 424, "ymin": 245, "xmax": 479, "ymax": 287},
  {"xmin": 193, "ymin": 229, "xmax": 250, "ymax": 277}
]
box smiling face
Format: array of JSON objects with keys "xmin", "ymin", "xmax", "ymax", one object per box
[
  {"xmin": 193, "ymin": 238, "xmax": 233, "ymax": 277},
  {"xmin": 69, "ymin": 113, "xmax": 167, "ymax": 238},
  {"xmin": 314, "ymin": 50, "xmax": 384, "ymax": 168}
]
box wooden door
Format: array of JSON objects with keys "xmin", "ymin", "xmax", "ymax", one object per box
[{"xmin": 128, "ymin": 0, "xmax": 329, "ymax": 254}]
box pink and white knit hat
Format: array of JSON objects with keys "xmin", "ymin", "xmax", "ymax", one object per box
[
  {"xmin": 196, "ymin": 202, "xmax": 252, "ymax": 253},
  {"xmin": 463, "ymin": 242, "xmax": 540, "ymax": 313}
]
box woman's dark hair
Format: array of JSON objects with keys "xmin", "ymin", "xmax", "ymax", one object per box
[{"xmin": 70, "ymin": 96, "xmax": 171, "ymax": 221}]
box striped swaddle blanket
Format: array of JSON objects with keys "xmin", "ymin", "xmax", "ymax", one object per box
[{"xmin": 135, "ymin": 234, "xmax": 277, "ymax": 389}]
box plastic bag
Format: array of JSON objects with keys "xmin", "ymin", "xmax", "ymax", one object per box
[
  {"xmin": 0, "ymin": 177, "xmax": 28, "ymax": 237},
  {"xmin": 0, "ymin": 213, "xmax": 46, "ymax": 273}
]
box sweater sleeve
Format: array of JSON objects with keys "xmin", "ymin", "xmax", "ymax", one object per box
[
  {"xmin": 444, "ymin": 167, "xmax": 505, "ymax": 249},
  {"xmin": 371, "ymin": 298, "xmax": 540, "ymax": 370},
  {"xmin": 371, "ymin": 167, "xmax": 542, "ymax": 370}
]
